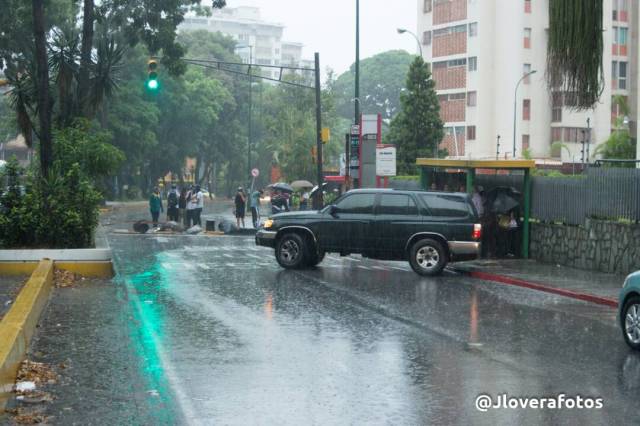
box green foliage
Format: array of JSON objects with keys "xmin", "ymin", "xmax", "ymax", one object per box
[
  {"xmin": 387, "ymin": 57, "xmax": 443, "ymax": 175},
  {"xmin": 595, "ymin": 96, "xmax": 636, "ymax": 163},
  {"xmin": 0, "ymin": 161, "xmax": 101, "ymax": 248},
  {"xmin": 332, "ymin": 50, "xmax": 414, "ymax": 121},
  {"xmin": 53, "ymin": 120, "xmax": 125, "ymax": 180},
  {"xmin": 547, "ymin": 0, "xmax": 603, "ymax": 109}
]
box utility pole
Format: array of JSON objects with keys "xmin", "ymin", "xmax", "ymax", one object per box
[
  {"xmin": 248, "ymin": 46, "xmax": 253, "ymax": 183},
  {"xmin": 586, "ymin": 117, "xmax": 591, "ymax": 166},
  {"xmin": 314, "ymin": 53, "xmax": 324, "ymax": 209},
  {"xmin": 513, "ymin": 70, "xmax": 537, "ymax": 158},
  {"xmin": 496, "ymin": 135, "xmax": 501, "ymax": 160},
  {"xmin": 355, "ymin": 0, "xmax": 360, "ymax": 124}
]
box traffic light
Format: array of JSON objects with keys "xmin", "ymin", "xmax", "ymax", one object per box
[{"xmin": 146, "ymin": 59, "xmax": 159, "ymax": 90}]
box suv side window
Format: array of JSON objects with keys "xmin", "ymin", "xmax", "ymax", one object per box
[
  {"xmin": 378, "ymin": 194, "xmax": 418, "ymax": 215},
  {"xmin": 421, "ymin": 194, "xmax": 470, "ymax": 217},
  {"xmin": 335, "ymin": 193, "xmax": 376, "ymax": 214}
]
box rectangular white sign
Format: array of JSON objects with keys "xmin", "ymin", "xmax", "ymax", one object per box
[{"xmin": 376, "ymin": 146, "xmax": 396, "ymax": 176}]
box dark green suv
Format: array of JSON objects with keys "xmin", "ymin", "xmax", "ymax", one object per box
[{"xmin": 255, "ymin": 189, "xmax": 481, "ymax": 276}]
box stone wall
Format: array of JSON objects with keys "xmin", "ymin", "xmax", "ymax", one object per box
[{"xmin": 530, "ymin": 219, "xmax": 640, "ymax": 275}]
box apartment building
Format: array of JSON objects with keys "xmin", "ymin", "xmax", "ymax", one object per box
[
  {"xmin": 417, "ymin": 0, "xmax": 638, "ymax": 162},
  {"xmin": 180, "ymin": 6, "xmax": 311, "ymax": 81}
]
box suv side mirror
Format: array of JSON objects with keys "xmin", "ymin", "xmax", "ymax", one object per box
[{"xmin": 329, "ymin": 204, "xmax": 338, "ymax": 217}]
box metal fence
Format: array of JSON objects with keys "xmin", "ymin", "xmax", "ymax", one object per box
[{"xmin": 531, "ymin": 168, "xmax": 640, "ymax": 225}]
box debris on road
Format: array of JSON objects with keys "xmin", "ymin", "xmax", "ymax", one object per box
[
  {"xmin": 6, "ymin": 407, "xmax": 50, "ymax": 424},
  {"xmin": 186, "ymin": 225, "xmax": 203, "ymax": 234},
  {"xmin": 16, "ymin": 360, "xmax": 58, "ymax": 386},
  {"xmin": 15, "ymin": 381, "xmax": 36, "ymax": 392},
  {"xmin": 54, "ymin": 270, "xmax": 85, "ymax": 288}
]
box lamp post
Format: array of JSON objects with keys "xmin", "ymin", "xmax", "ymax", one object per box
[
  {"xmin": 397, "ymin": 28, "xmax": 423, "ymax": 57},
  {"xmin": 236, "ymin": 43, "xmax": 254, "ymax": 181},
  {"xmin": 513, "ymin": 70, "xmax": 537, "ymax": 158}
]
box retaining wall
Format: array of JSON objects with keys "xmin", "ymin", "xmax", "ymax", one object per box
[{"xmin": 530, "ymin": 219, "xmax": 640, "ymax": 275}]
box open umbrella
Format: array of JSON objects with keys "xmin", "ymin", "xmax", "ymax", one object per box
[
  {"xmin": 485, "ymin": 187, "xmax": 521, "ymax": 214},
  {"xmin": 290, "ymin": 180, "xmax": 314, "ymax": 190},
  {"xmin": 310, "ymin": 182, "xmax": 328, "ymax": 196},
  {"xmin": 268, "ymin": 182, "xmax": 294, "ymax": 193}
]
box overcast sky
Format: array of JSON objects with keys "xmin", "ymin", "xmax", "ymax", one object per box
[{"xmin": 223, "ymin": 0, "xmax": 418, "ymax": 75}]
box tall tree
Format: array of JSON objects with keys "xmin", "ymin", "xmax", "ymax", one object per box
[
  {"xmin": 32, "ymin": 0, "xmax": 53, "ymax": 175},
  {"xmin": 387, "ymin": 57, "xmax": 443, "ymax": 175},
  {"xmin": 332, "ymin": 50, "xmax": 414, "ymax": 122}
]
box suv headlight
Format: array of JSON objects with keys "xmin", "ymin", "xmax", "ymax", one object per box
[{"xmin": 263, "ymin": 219, "xmax": 274, "ymax": 229}]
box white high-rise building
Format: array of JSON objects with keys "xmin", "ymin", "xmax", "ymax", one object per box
[
  {"xmin": 180, "ymin": 6, "xmax": 311, "ymax": 81},
  {"xmin": 417, "ymin": 0, "xmax": 637, "ymax": 162}
]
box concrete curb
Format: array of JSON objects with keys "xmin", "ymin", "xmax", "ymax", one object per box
[
  {"xmin": 452, "ymin": 267, "xmax": 618, "ymax": 309},
  {"xmin": 0, "ymin": 259, "xmax": 54, "ymax": 411}
]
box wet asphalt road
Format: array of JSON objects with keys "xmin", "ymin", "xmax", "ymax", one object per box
[{"xmin": 33, "ymin": 202, "xmax": 640, "ymax": 424}]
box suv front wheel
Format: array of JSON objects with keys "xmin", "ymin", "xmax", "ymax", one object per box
[
  {"xmin": 409, "ymin": 238, "xmax": 447, "ymax": 276},
  {"xmin": 275, "ymin": 233, "xmax": 307, "ymax": 269}
]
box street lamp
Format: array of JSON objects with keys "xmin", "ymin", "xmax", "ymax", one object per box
[
  {"xmin": 397, "ymin": 28, "xmax": 423, "ymax": 58},
  {"xmin": 512, "ymin": 69, "xmax": 537, "ymax": 158},
  {"xmin": 236, "ymin": 44, "xmax": 254, "ymax": 181}
]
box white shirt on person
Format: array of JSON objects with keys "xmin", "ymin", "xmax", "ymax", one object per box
[{"xmin": 195, "ymin": 191, "xmax": 204, "ymax": 209}]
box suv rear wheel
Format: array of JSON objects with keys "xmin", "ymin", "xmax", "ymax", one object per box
[
  {"xmin": 409, "ymin": 238, "xmax": 447, "ymax": 276},
  {"xmin": 622, "ymin": 296, "xmax": 640, "ymax": 350},
  {"xmin": 276, "ymin": 233, "xmax": 307, "ymax": 269}
]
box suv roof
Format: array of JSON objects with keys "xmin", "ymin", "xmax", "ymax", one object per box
[{"xmin": 344, "ymin": 188, "xmax": 470, "ymax": 197}]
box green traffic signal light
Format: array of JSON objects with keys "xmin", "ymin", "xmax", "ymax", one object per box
[{"xmin": 147, "ymin": 59, "xmax": 159, "ymax": 90}]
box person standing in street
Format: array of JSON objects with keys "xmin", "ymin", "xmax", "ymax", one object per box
[
  {"xmin": 185, "ymin": 185, "xmax": 195, "ymax": 228},
  {"xmin": 178, "ymin": 187, "xmax": 187, "ymax": 224},
  {"xmin": 300, "ymin": 190, "xmax": 310, "ymax": 211},
  {"xmin": 193, "ymin": 185, "xmax": 204, "ymax": 226},
  {"xmin": 149, "ymin": 187, "xmax": 163, "ymax": 228},
  {"xmin": 235, "ymin": 187, "xmax": 246, "ymax": 228},
  {"xmin": 250, "ymin": 189, "xmax": 263, "ymax": 228},
  {"xmin": 166, "ymin": 184, "xmax": 180, "ymax": 222}
]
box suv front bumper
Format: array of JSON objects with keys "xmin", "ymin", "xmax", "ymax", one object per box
[{"xmin": 255, "ymin": 229, "xmax": 277, "ymax": 248}]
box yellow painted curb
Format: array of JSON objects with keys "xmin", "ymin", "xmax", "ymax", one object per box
[
  {"xmin": 0, "ymin": 263, "xmax": 38, "ymax": 276},
  {"xmin": 0, "ymin": 261, "xmax": 114, "ymax": 279},
  {"xmin": 0, "ymin": 259, "xmax": 54, "ymax": 411},
  {"xmin": 56, "ymin": 261, "xmax": 114, "ymax": 278}
]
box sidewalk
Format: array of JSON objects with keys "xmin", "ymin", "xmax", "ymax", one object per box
[{"xmin": 449, "ymin": 259, "xmax": 627, "ymax": 308}]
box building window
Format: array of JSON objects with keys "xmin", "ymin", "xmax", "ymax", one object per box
[
  {"xmin": 433, "ymin": 24, "xmax": 467, "ymax": 38},
  {"xmin": 524, "ymin": 28, "xmax": 532, "ymax": 48},
  {"xmin": 612, "ymin": 61, "xmax": 618, "ymax": 89},
  {"xmin": 618, "ymin": 61, "xmax": 627, "ymax": 89},
  {"xmin": 468, "ymin": 56, "xmax": 477, "ymax": 71},
  {"xmin": 467, "ymin": 126, "xmax": 476, "ymax": 140},
  {"xmin": 619, "ymin": 27, "xmax": 628, "ymax": 46},
  {"xmin": 523, "ymin": 99, "xmax": 531, "ymax": 120},
  {"xmin": 424, "ymin": 0, "xmax": 432, "ymax": 13},
  {"xmin": 467, "ymin": 91, "xmax": 477, "ymax": 107},
  {"xmin": 552, "ymin": 92, "xmax": 562, "ymax": 122},
  {"xmin": 551, "ymin": 127, "xmax": 562, "ymax": 142},
  {"xmin": 525, "ymin": 0, "xmax": 532, "ymax": 13},
  {"xmin": 423, "ymin": 30, "xmax": 432, "ymax": 45},
  {"xmin": 523, "ymin": 63, "xmax": 532, "ymax": 83},
  {"xmin": 522, "ymin": 134, "xmax": 530, "ymax": 151},
  {"xmin": 449, "ymin": 93, "xmax": 466, "ymax": 101},
  {"xmin": 469, "ymin": 22, "xmax": 478, "ymax": 37},
  {"xmin": 613, "ymin": 0, "xmax": 628, "ymax": 21},
  {"xmin": 448, "ymin": 58, "xmax": 466, "ymax": 67}
]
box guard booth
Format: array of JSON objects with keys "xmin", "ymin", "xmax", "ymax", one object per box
[{"xmin": 416, "ymin": 159, "xmax": 536, "ymax": 258}]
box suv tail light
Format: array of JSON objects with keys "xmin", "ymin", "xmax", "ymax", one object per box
[{"xmin": 472, "ymin": 223, "xmax": 482, "ymax": 240}]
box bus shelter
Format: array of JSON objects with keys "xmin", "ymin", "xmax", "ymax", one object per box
[{"xmin": 416, "ymin": 158, "xmax": 536, "ymax": 258}]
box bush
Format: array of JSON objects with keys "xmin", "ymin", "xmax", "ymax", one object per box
[{"xmin": 0, "ymin": 159, "xmax": 101, "ymax": 248}]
